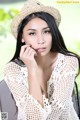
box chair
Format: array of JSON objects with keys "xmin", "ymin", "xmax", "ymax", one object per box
[{"xmin": 72, "ymin": 81, "xmax": 80, "ymax": 119}]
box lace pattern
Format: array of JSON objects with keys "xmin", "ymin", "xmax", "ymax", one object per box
[{"xmin": 4, "ymin": 53, "xmax": 79, "ymax": 120}]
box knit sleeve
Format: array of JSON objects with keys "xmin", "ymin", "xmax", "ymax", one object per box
[
  {"xmin": 3, "ymin": 62, "xmax": 50, "ymax": 120},
  {"xmin": 47, "ymin": 56, "xmax": 79, "ymax": 120}
]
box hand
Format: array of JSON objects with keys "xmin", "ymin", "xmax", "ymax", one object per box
[
  {"xmin": 19, "ymin": 45, "xmax": 38, "ymax": 73},
  {"xmin": 20, "ymin": 45, "xmax": 43, "ymax": 104}
]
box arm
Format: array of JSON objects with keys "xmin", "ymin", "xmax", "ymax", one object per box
[
  {"xmin": 28, "ymin": 73, "xmax": 43, "ymax": 106},
  {"xmin": 47, "ymin": 56, "xmax": 79, "ymax": 120},
  {"xmin": 3, "ymin": 62, "xmax": 46, "ymax": 120},
  {"xmin": 20, "ymin": 45, "xmax": 43, "ymax": 106}
]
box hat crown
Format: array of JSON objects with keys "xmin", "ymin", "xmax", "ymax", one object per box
[
  {"xmin": 21, "ymin": 0, "xmax": 42, "ymax": 14},
  {"xmin": 11, "ymin": 0, "xmax": 61, "ymax": 38}
]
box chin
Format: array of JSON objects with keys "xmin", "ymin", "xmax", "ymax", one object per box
[{"xmin": 38, "ymin": 52, "xmax": 49, "ymax": 57}]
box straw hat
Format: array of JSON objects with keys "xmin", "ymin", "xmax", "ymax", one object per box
[{"xmin": 11, "ymin": 0, "xmax": 61, "ymax": 38}]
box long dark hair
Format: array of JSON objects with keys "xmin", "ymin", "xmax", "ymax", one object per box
[{"xmin": 11, "ymin": 12, "xmax": 80, "ymax": 74}]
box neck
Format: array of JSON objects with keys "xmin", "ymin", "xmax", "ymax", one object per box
[{"xmin": 35, "ymin": 52, "xmax": 58, "ymax": 70}]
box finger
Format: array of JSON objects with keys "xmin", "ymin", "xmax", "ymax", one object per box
[
  {"xmin": 19, "ymin": 45, "xmax": 30, "ymax": 58},
  {"xmin": 30, "ymin": 51, "xmax": 36, "ymax": 58},
  {"xmin": 29, "ymin": 48, "xmax": 37, "ymax": 57},
  {"xmin": 23, "ymin": 47, "xmax": 36, "ymax": 57},
  {"xmin": 34, "ymin": 51, "xmax": 37, "ymax": 56},
  {"xmin": 30, "ymin": 46, "xmax": 37, "ymax": 56},
  {"xmin": 27, "ymin": 48, "xmax": 34, "ymax": 56},
  {"xmin": 23, "ymin": 47, "xmax": 32, "ymax": 57}
]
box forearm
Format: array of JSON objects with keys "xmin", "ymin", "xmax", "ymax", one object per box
[{"xmin": 28, "ymin": 73, "xmax": 43, "ymax": 107}]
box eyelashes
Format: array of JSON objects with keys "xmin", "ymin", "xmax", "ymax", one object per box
[
  {"xmin": 29, "ymin": 32, "xmax": 35, "ymax": 35},
  {"xmin": 44, "ymin": 30, "xmax": 51, "ymax": 33},
  {"xmin": 28, "ymin": 30, "xmax": 51, "ymax": 36}
]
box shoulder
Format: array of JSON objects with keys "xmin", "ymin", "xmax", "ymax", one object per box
[
  {"xmin": 3, "ymin": 59, "xmax": 28, "ymax": 81},
  {"xmin": 59, "ymin": 53, "xmax": 78, "ymax": 64},
  {"xmin": 3, "ymin": 58, "xmax": 27, "ymax": 80},
  {"xmin": 59, "ymin": 53, "xmax": 79, "ymax": 73},
  {"xmin": 63, "ymin": 53, "xmax": 79, "ymax": 66},
  {"xmin": 4, "ymin": 60, "xmax": 21, "ymax": 77}
]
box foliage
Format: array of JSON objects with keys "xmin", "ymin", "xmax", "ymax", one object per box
[
  {"xmin": 0, "ymin": 8, "xmax": 19, "ymax": 37},
  {"xmin": 0, "ymin": 7, "xmax": 80, "ymax": 90}
]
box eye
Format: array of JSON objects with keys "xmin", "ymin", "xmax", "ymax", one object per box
[
  {"xmin": 44, "ymin": 30, "xmax": 51, "ymax": 34},
  {"xmin": 29, "ymin": 32, "xmax": 35, "ymax": 35}
]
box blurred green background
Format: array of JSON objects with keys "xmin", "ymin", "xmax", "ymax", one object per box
[{"xmin": 0, "ymin": 0, "xmax": 80, "ymax": 90}]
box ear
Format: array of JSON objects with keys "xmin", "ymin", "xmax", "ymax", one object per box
[{"xmin": 21, "ymin": 38, "xmax": 25, "ymax": 43}]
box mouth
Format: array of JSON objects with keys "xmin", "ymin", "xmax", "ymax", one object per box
[{"xmin": 36, "ymin": 47, "xmax": 46, "ymax": 52}]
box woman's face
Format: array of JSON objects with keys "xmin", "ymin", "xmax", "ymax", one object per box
[{"xmin": 22, "ymin": 17, "xmax": 52, "ymax": 56}]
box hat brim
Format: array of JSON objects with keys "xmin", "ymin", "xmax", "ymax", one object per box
[{"xmin": 11, "ymin": 0, "xmax": 61, "ymax": 38}]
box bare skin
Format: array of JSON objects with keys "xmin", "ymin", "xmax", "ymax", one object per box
[{"xmin": 20, "ymin": 17, "xmax": 58, "ymax": 107}]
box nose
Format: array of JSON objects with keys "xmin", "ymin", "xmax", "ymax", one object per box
[
  {"xmin": 37, "ymin": 34, "xmax": 45, "ymax": 44},
  {"xmin": 38, "ymin": 40, "xmax": 45, "ymax": 44}
]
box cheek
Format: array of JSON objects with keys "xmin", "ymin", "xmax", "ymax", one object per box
[
  {"xmin": 23, "ymin": 36, "xmax": 31, "ymax": 44},
  {"xmin": 23, "ymin": 34, "xmax": 37, "ymax": 46},
  {"xmin": 46, "ymin": 36, "xmax": 52, "ymax": 45},
  {"xmin": 23, "ymin": 37, "xmax": 36, "ymax": 48}
]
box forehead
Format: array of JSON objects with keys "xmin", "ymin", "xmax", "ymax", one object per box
[{"xmin": 24, "ymin": 17, "xmax": 49, "ymax": 30}]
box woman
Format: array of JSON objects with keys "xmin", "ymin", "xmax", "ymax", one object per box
[{"xmin": 0, "ymin": 0, "xmax": 80, "ymax": 119}]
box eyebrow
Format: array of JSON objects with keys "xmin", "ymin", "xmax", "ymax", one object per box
[{"xmin": 27, "ymin": 27, "xmax": 50, "ymax": 31}]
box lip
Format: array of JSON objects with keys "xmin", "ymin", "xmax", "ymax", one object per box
[{"xmin": 36, "ymin": 47, "xmax": 46, "ymax": 52}]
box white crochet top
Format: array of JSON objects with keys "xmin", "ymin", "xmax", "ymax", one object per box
[{"xmin": 4, "ymin": 53, "xmax": 79, "ymax": 120}]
